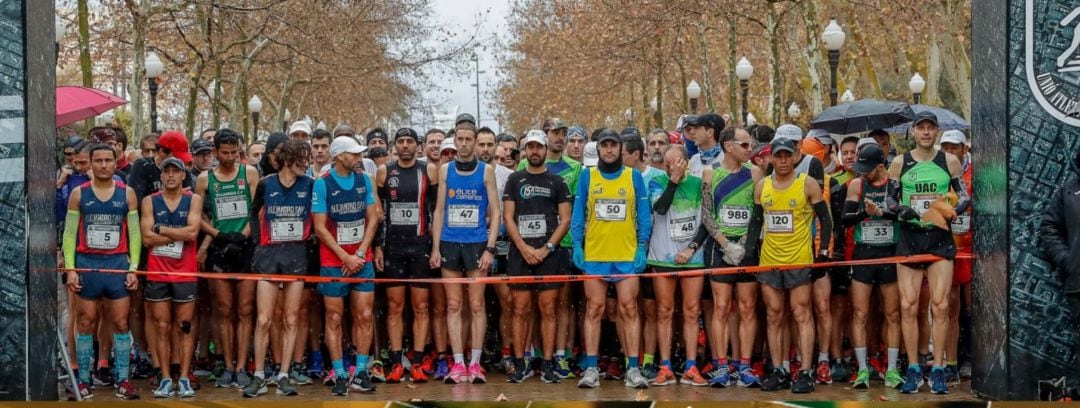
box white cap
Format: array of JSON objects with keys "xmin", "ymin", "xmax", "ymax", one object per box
[
  {"xmin": 440, "ymin": 138, "xmax": 457, "ymax": 154},
  {"xmin": 775, "ymin": 124, "xmax": 804, "ymax": 141},
  {"xmin": 522, "ymin": 129, "xmax": 547, "ymax": 146},
  {"xmin": 330, "ymin": 136, "xmax": 366, "ymax": 158},
  {"xmin": 807, "ymin": 128, "xmax": 835, "ymax": 145},
  {"xmin": 940, "ymin": 130, "xmax": 968, "ymax": 146},
  {"xmin": 288, "ymin": 121, "xmax": 312, "ymax": 136},
  {"xmin": 856, "ymin": 137, "xmax": 879, "ymax": 152},
  {"xmin": 582, "ymin": 141, "xmax": 599, "ymax": 166}
]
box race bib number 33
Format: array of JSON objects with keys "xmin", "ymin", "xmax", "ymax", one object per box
[{"xmin": 860, "ymin": 220, "xmax": 894, "ymax": 244}]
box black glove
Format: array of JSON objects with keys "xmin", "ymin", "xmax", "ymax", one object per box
[
  {"xmin": 815, "ymin": 252, "xmax": 831, "ymax": 265},
  {"xmin": 897, "ymin": 205, "xmax": 920, "ymax": 222},
  {"xmin": 215, "ymin": 232, "xmax": 246, "ymax": 245}
]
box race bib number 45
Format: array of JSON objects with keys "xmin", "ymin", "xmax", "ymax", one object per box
[
  {"xmin": 517, "ymin": 214, "xmax": 548, "ymax": 239},
  {"xmin": 765, "ymin": 210, "xmax": 794, "ymax": 234},
  {"xmin": 594, "ymin": 199, "xmax": 627, "ymax": 221}
]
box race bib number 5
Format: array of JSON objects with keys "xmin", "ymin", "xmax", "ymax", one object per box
[
  {"xmin": 448, "ymin": 204, "xmax": 480, "ymax": 227},
  {"xmin": 87, "ymin": 225, "xmax": 121, "ymax": 250},
  {"xmin": 594, "ymin": 199, "xmax": 627, "ymax": 221},
  {"xmin": 765, "ymin": 210, "xmax": 794, "ymax": 234}
]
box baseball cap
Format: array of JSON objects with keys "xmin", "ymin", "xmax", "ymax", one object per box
[
  {"xmin": 595, "ymin": 128, "xmax": 621, "ymax": 144},
  {"xmin": 288, "ymin": 121, "xmax": 312, "ymax": 136},
  {"xmin": 366, "ymin": 128, "xmax": 388, "ymax": 145},
  {"xmin": 912, "ymin": 111, "xmax": 939, "ymax": 127},
  {"xmin": 939, "ymin": 130, "xmax": 967, "ymax": 146},
  {"xmin": 330, "ymin": 136, "xmax": 367, "ymax": 158},
  {"xmin": 853, "ymin": 144, "xmax": 886, "ymax": 174},
  {"xmin": 683, "ymin": 114, "xmax": 725, "ymax": 132},
  {"xmin": 440, "ymin": 138, "xmax": 457, "ymax": 154},
  {"xmin": 157, "ymin": 130, "xmax": 192, "ymax": 163},
  {"xmin": 455, "ymin": 113, "xmax": 476, "ymax": 126},
  {"xmin": 394, "ymin": 127, "xmax": 419, "ymax": 142},
  {"xmin": 542, "ymin": 117, "xmax": 568, "ymax": 131},
  {"xmin": 620, "ymin": 127, "xmax": 641, "ymax": 139},
  {"xmin": 333, "ymin": 125, "xmax": 356, "ymax": 138},
  {"xmin": 774, "ymin": 124, "xmax": 804, "ymax": 141},
  {"xmin": 568, "ymin": 126, "xmax": 587, "ymax": 140},
  {"xmin": 856, "ymin": 137, "xmax": 879, "ymax": 152},
  {"xmin": 522, "ymin": 129, "xmax": 547, "ymax": 146},
  {"xmin": 770, "ymin": 138, "xmax": 798, "ymax": 155},
  {"xmin": 582, "ymin": 141, "xmax": 599, "ymax": 166},
  {"xmin": 191, "ymin": 138, "xmax": 213, "ymax": 154},
  {"xmin": 65, "ymin": 136, "xmax": 85, "ymax": 149},
  {"xmin": 808, "ymin": 128, "xmax": 835, "ymax": 145},
  {"xmin": 160, "ymin": 156, "xmax": 186, "ymax": 171}
]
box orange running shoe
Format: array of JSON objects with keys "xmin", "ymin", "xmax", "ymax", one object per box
[
  {"xmin": 410, "ymin": 364, "xmax": 429, "ymax": 383},
  {"xmin": 680, "ymin": 366, "xmax": 708, "ymax": 386},
  {"xmin": 650, "ymin": 366, "xmax": 677, "ymax": 386},
  {"xmin": 386, "ymin": 363, "xmax": 404, "ymax": 384}
]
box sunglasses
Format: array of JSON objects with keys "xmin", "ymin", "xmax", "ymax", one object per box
[{"xmin": 727, "ymin": 141, "xmax": 752, "ymax": 150}]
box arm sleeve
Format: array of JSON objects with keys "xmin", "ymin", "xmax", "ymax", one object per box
[
  {"xmin": 700, "ymin": 178, "xmax": 721, "ymax": 240},
  {"xmin": 127, "ymin": 210, "xmax": 142, "ymax": 270},
  {"xmin": 883, "ymin": 179, "xmax": 911, "ymax": 220},
  {"xmin": 571, "ymin": 170, "xmax": 589, "ymax": 248},
  {"xmin": 249, "ymin": 180, "xmax": 266, "ymax": 245},
  {"xmin": 841, "ymin": 200, "xmax": 868, "ymax": 225},
  {"xmin": 63, "ymin": 210, "xmax": 79, "ymax": 268},
  {"xmin": 743, "ymin": 204, "xmax": 765, "ymax": 263},
  {"xmin": 951, "ymin": 177, "xmax": 971, "ymax": 214},
  {"xmin": 652, "ymin": 182, "xmax": 678, "ymax": 215},
  {"xmin": 634, "ymin": 170, "xmax": 652, "ymax": 247},
  {"xmin": 1039, "ymin": 189, "xmax": 1071, "ymax": 268},
  {"xmin": 808, "ymin": 159, "xmax": 825, "ymax": 188},
  {"xmin": 813, "ymin": 201, "xmax": 833, "ymax": 254}
]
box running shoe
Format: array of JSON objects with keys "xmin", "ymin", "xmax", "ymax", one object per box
[
  {"xmin": 737, "ymin": 366, "xmax": 761, "ymax": 388},
  {"xmin": 211, "ymin": 360, "xmax": 227, "ymax": 380},
  {"xmin": 241, "ymin": 376, "xmax": 266, "ymax": 398},
  {"xmin": 309, "ymin": 352, "xmax": 325, "ymax": 379},
  {"xmin": 499, "ymin": 353, "xmax": 514, "ymax": 373},
  {"xmin": 708, "ymin": 365, "xmax": 731, "ymax": 388},
  {"xmin": 434, "ymin": 358, "xmax": 450, "ymax": 381},
  {"xmin": 624, "ymin": 367, "xmax": 648, "ymax": 389},
  {"xmin": 700, "ymin": 361, "xmax": 715, "ymax": 379},
  {"xmin": 506, "ymin": 363, "xmax": 524, "ymax": 383},
  {"xmin": 868, "ymin": 355, "xmax": 886, "ymax": 380},
  {"xmin": 132, "ymin": 358, "xmax": 154, "ymax": 379},
  {"xmin": 369, "ymin": 362, "xmax": 386, "ymax": 383},
  {"xmin": 411, "ymin": 364, "xmax": 429, "ymax": 383},
  {"xmin": 680, "ymin": 366, "xmax": 708, "ymax": 386},
  {"xmin": 276, "ymin": 376, "xmax": 298, "ymax": 396},
  {"xmin": 752, "ymin": 361, "xmax": 765, "ymax": 379},
  {"xmin": 153, "ymin": 378, "xmax": 175, "ymax": 398},
  {"xmin": 815, "ymin": 360, "xmax": 832, "ymax": 384},
  {"xmin": 177, "ymin": 377, "xmax": 195, "ymax": 398},
  {"xmin": 469, "ymin": 362, "xmax": 487, "ymax": 384},
  {"xmin": 350, "ymin": 371, "xmax": 376, "ymax": 393},
  {"xmin": 852, "ymin": 368, "xmax": 870, "ymax": 389},
  {"xmin": 70, "ymin": 381, "xmax": 93, "ymax": 400},
  {"xmin": 605, "ymin": 357, "xmax": 623, "ymax": 380},
  {"xmin": 114, "ymin": 379, "xmax": 140, "ymax": 400},
  {"xmin": 641, "ymin": 363, "xmax": 658, "ymax": 381},
  {"xmin": 930, "ymin": 367, "xmax": 949, "ymax": 394},
  {"xmin": 577, "ymin": 367, "xmax": 601, "ymax": 388},
  {"xmin": 900, "ymin": 366, "xmax": 922, "ymax": 394},
  {"xmin": 235, "ymin": 371, "xmax": 252, "ymax": 388},
  {"xmin": 760, "ymin": 368, "xmax": 790, "ymax": 392},
  {"xmin": 445, "ymin": 362, "xmax": 468, "ymax": 384},
  {"xmin": 421, "ymin": 355, "xmax": 435, "ymax": 376},
  {"xmin": 831, "ymin": 359, "xmax": 848, "ymax": 383},
  {"xmin": 93, "ymin": 366, "xmax": 114, "ymax": 387},
  {"xmin": 541, "ymin": 360, "xmax": 560, "ymax": 384},
  {"xmin": 289, "ymin": 366, "xmax": 313, "ymax": 385},
  {"xmin": 331, "ymin": 375, "xmax": 349, "ymax": 396},
  {"xmin": 791, "ymin": 370, "xmax": 815, "ymax": 394},
  {"xmin": 323, "ymin": 370, "xmax": 337, "ymax": 387},
  {"xmin": 215, "ymin": 370, "xmax": 235, "ymax": 388},
  {"xmin": 946, "ymin": 365, "xmax": 960, "ymax": 385},
  {"xmin": 885, "ymin": 368, "xmax": 905, "ymax": 389},
  {"xmin": 651, "ymin": 366, "xmax": 676, "ymax": 386},
  {"xmin": 555, "ymin": 358, "xmax": 576, "ymax": 379},
  {"xmin": 386, "ymin": 363, "xmax": 405, "ymax": 383}
]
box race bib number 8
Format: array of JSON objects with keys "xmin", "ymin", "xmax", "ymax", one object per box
[
  {"xmin": 87, "ymin": 225, "xmax": 121, "ymax": 250},
  {"xmin": 594, "ymin": 199, "xmax": 627, "ymax": 221},
  {"xmin": 668, "ymin": 215, "xmax": 697, "ymax": 241},
  {"xmin": 336, "ymin": 220, "xmax": 365, "ymax": 245},
  {"xmin": 860, "ymin": 220, "xmax": 894, "ymax": 244},
  {"xmin": 448, "ymin": 204, "xmax": 480, "ymax": 228},
  {"xmin": 152, "ymin": 241, "xmax": 184, "ymax": 259},
  {"xmin": 720, "ymin": 206, "xmax": 751, "ymax": 228},
  {"xmin": 517, "ymin": 214, "xmax": 548, "ymax": 239},
  {"xmin": 765, "ymin": 211, "xmax": 794, "ymax": 234},
  {"xmin": 390, "ymin": 203, "xmax": 420, "ymax": 225},
  {"xmin": 215, "ymin": 195, "xmax": 248, "ymax": 220},
  {"xmin": 952, "ymin": 215, "xmax": 971, "ymax": 234},
  {"xmin": 910, "ymin": 194, "xmax": 939, "ymax": 217},
  {"xmin": 270, "ymin": 219, "xmax": 303, "ymax": 243}
]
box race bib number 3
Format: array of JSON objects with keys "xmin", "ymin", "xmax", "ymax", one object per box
[
  {"xmin": 765, "ymin": 211, "xmax": 794, "ymax": 234},
  {"xmin": 720, "ymin": 206, "xmax": 751, "ymax": 228},
  {"xmin": 668, "ymin": 215, "xmax": 697, "ymax": 241},
  {"xmin": 952, "ymin": 215, "xmax": 971, "ymax": 234},
  {"xmin": 390, "ymin": 203, "xmax": 420, "ymax": 225},
  {"xmin": 152, "ymin": 241, "xmax": 184, "ymax": 259},
  {"xmin": 594, "ymin": 199, "xmax": 627, "ymax": 221},
  {"xmin": 336, "ymin": 220, "xmax": 365, "ymax": 245},
  {"xmin": 860, "ymin": 220, "xmax": 894, "ymax": 244},
  {"xmin": 270, "ymin": 219, "xmax": 304, "ymax": 243},
  {"xmin": 517, "ymin": 214, "xmax": 548, "ymax": 239},
  {"xmin": 448, "ymin": 204, "xmax": 480, "ymax": 228},
  {"xmin": 215, "ymin": 195, "xmax": 248, "ymax": 220},
  {"xmin": 87, "ymin": 225, "xmax": 121, "ymax": 250},
  {"xmin": 910, "ymin": 194, "xmax": 939, "ymax": 217}
]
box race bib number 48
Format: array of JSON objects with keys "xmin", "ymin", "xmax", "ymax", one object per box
[
  {"xmin": 87, "ymin": 225, "xmax": 121, "ymax": 250},
  {"xmin": 668, "ymin": 215, "xmax": 697, "ymax": 241},
  {"xmin": 765, "ymin": 210, "xmax": 794, "ymax": 234},
  {"xmin": 594, "ymin": 199, "xmax": 627, "ymax": 221},
  {"xmin": 270, "ymin": 219, "xmax": 303, "ymax": 243},
  {"xmin": 448, "ymin": 204, "xmax": 480, "ymax": 228}
]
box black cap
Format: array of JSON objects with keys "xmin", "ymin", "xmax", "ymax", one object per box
[
  {"xmin": 770, "ymin": 138, "xmax": 797, "ymax": 155},
  {"xmin": 912, "ymin": 111, "xmax": 939, "ymax": 127},
  {"xmin": 596, "ymin": 128, "xmax": 621, "ymax": 144},
  {"xmin": 455, "ymin": 113, "xmax": 476, "ymax": 126},
  {"xmin": 161, "ymin": 156, "xmax": 186, "ymax": 171},
  {"xmin": 684, "ymin": 113, "xmax": 725, "ymax": 132},
  {"xmin": 394, "ymin": 127, "xmax": 419, "ymax": 142},
  {"xmin": 65, "ymin": 136, "xmax": 85, "ymax": 149},
  {"xmin": 620, "ymin": 127, "xmax": 641, "ymax": 138},
  {"xmin": 191, "ymin": 138, "xmax": 213, "ymax": 154},
  {"xmin": 853, "ymin": 144, "xmax": 886, "ymax": 174},
  {"xmin": 366, "ymin": 128, "xmax": 387, "ymax": 145}
]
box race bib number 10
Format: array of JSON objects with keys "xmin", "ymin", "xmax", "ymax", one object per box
[{"xmin": 390, "ymin": 203, "xmax": 420, "ymax": 225}]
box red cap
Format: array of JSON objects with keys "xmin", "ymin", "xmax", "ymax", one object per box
[{"xmin": 158, "ymin": 131, "xmax": 192, "ymax": 163}]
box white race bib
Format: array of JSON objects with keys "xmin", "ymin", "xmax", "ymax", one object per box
[
  {"xmin": 152, "ymin": 241, "xmax": 184, "ymax": 259},
  {"xmin": 448, "ymin": 204, "xmax": 480, "ymax": 228},
  {"xmin": 336, "ymin": 220, "xmax": 365, "ymax": 245},
  {"xmin": 594, "ymin": 199, "xmax": 627, "ymax": 221},
  {"xmin": 952, "ymin": 215, "xmax": 971, "ymax": 234},
  {"xmin": 765, "ymin": 210, "xmax": 794, "ymax": 234},
  {"xmin": 719, "ymin": 206, "xmax": 751, "ymax": 228},
  {"xmin": 910, "ymin": 194, "xmax": 939, "ymax": 217},
  {"xmin": 517, "ymin": 214, "xmax": 548, "ymax": 239},
  {"xmin": 87, "ymin": 225, "xmax": 121, "ymax": 250},
  {"xmin": 668, "ymin": 214, "xmax": 697, "ymax": 241},
  {"xmin": 390, "ymin": 202, "xmax": 420, "ymax": 225},
  {"xmin": 860, "ymin": 220, "xmax": 895, "ymax": 244},
  {"xmin": 270, "ymin": 219, "xmax": 303, "ymax": 242},
  {"xmin": 215, "ymin": 195, "xmax": 248, "ymax": 220}
]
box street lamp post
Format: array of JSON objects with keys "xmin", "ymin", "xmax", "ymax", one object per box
[
  {"xmin": 909, "ymin": 73, "xmax": 926, "ymax": 104},
  {"xmin": 687, "ymin": 80, "xmax": 702, "ymax": 113},
  {"xmin": 248, "ymin": 95, "xmax": 262, "ymax": 142},
  {"xmin": 145, "ymin": 51, "xmax": 165, "ymax": 133},
  {"xmin": 822, "ymin": 19, "xmax": 846, "ymax": 107},
  {"xmin": 735, "ymin": 57, "xmax": 754, "ymax": 126},
  {"xmin": 470, "ymin": 53, "xmax": 486, "ymax": 126},
  {"xmin": 55, "ymin": 18, "xmax": 66, "ymax": 61}
]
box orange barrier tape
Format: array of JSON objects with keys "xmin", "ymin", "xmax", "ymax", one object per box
[{"xmin": 56, "ymin": 252, "xmax": 974, "ymax": 285}]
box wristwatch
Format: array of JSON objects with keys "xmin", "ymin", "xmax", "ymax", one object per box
[
  {"xmin": 152, "ymin": 224, "xmax": 161, "ymax": 234},
  {"xmin": 545, "ymin": 242, "xmax": 556, "ymax": 252},
  {"xmin": 485, "ymin": 246, "xmax": 497, "ymax": 255},
  {"xmin": 688, "ymin": 242, "xmax": 699, "ymax": 250}
]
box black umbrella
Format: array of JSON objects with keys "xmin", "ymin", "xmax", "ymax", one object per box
[{"xmin": 810, "ymin": 99, "xmax": 916, "ymax": 135}]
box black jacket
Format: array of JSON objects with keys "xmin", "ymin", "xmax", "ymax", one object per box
[{"xmin": 1039, "ymin": 180, "xmax": 1080, "ymax": 294}]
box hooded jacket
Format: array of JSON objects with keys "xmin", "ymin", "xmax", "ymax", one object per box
[{"xmin": 1039, "ymin": 153, "xmax": 1080, "ymax": 294}]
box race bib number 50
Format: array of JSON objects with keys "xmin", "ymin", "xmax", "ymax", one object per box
[{"xmin": 594, "ymin": 199, "xmax": 627, "ymax": 221}]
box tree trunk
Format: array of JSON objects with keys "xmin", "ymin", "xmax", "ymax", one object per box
[
  {"xmin": 801, "ymin": 0, "xmax": 824, "ymax": 116},
  {"xmin": 926, "ymin": 31, "xmax": 943, "ymax": 106},
  {"xmin": 184, "ymin": 60, "xmax": 205, "ymax": 140},
  {"xmin": 129, "ymin": 8, "xmax": 146, "ymax": 137},
  {"xmin": 767, "ymin": 3, "xmax": 782, "ymax": 126},
  {"xmin": 697, "ymin": 12, "xmax": 715, "ymax": 113},
  {"xmin": 76, "ymin": 0, "xmax": 92, "ymax": 88},
  {"xmin": 726, "ymin": 13, "xmax": 739, "ymax": 123}
]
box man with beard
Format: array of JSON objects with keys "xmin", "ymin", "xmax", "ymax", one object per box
[
  {"xmin": 646, "ymin": 129, "xmax": 670, "ymax": 169},
  {"xmin": 477, "ymin": 126, "xmax": 518, "ymax": 372}
]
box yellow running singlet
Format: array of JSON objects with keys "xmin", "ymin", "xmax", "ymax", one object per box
[
  {"xmin": 760, "ymin": 173, "xmax": 814, "ymax": 266},
  {"xmin": 584, "ymin": 167, "xmax": 637, "ymax": 262}
]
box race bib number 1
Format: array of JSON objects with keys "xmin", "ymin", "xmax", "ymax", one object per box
[
  {"xmin": 87, "ymin": 225, "xmax": 121, "ymax": 250},
  {"xmin": 215, "ymin": 195, "xmax": 248, "ymax": 220},
  {"xmin": 448, "ymin": 204, "xmax": 480, "ymax": 228},
  {"xmin": 765, "ymin": 211, "xmax": 794, "ymax": 234},
  {"xmin": 270, "ymin": 219, "xmax": 303, "ymax": 242},
  {"xmin": 336, "ymin": 220, "xmax": 365, "ymax": 245},
  {"xmin": 594, "ymin": 199, "xmax": 627, "ymax": 221}
]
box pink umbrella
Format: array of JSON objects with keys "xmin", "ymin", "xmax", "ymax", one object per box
[{"xmin": 56, "ymin": 86, "xmax": 127, "ymax": 128}]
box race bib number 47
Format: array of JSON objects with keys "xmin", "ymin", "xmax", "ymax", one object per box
[{"xmin": 448, "ymin": 204, "xmax": 480, "ymax": 228}]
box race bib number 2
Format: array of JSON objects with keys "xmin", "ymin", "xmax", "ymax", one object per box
[{"xmin": 336, "ymin": 220, "xmax": 365, "ymax": 245}]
